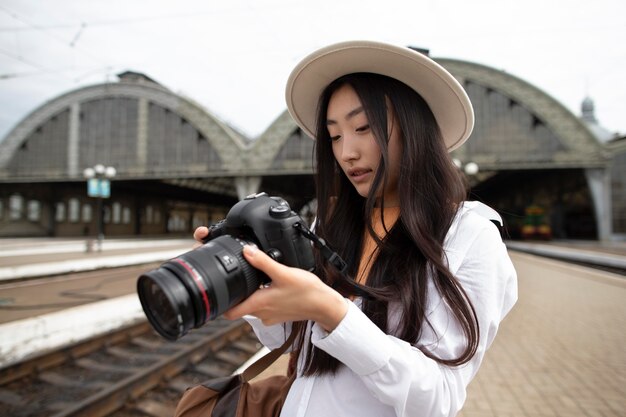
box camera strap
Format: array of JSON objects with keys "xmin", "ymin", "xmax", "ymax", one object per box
[
  {"xmin": 293, "ymin": 222, "xmax": 348, "ymax": 275},
  {"xmin": 293, "ymin": 223, "xmax": 374, "ymax": 300}
]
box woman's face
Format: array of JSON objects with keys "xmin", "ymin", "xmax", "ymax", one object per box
[{"xmin": 326, "ymin": 84, "xmax": 402, "ymax": 206}]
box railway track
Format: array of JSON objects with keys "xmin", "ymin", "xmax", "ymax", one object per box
[{"xmin": 0, "ymin": 319, "xmax": 261, "ymax": 417}]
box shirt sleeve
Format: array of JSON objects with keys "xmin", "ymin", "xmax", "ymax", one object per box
[
  {"xmin": 311, "ymin": 213, "xmax": 518, "ymax": 417},
  {"xmin": 244, "ymin": 315, "xmax": 293, "ymax": 350}
]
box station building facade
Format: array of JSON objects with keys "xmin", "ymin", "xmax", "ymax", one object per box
[{"xmin": 0, "ymin": 60, "xmax": 623, "ymax": 241}]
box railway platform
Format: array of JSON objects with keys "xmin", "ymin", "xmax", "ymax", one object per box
[
  {"xmin": 0, "ymin": 236, "xmax": 192, "ymax": 281},
  {"xmin": 0, "ymin": 236, "xmax": 194, "ymax": 368},
  {"xmin": 1, "ymin": 236, "xmax": 625, "ymax": 416},
  {"xmin": 1, "ymin": 235, "xmax": 623, "ymax": 285}
]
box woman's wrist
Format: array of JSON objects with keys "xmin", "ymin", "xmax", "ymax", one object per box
[{"xmin": 313, "ymin": 288, "xmax": 348, "ymax": 333}]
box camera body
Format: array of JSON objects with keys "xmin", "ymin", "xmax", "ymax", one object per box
[
  {"xmin": 137, "ymin": 193, "xmax": 315, "ymax": 341},
  {"xmin": 208, "ymin": 192, "xmax": 315, "ymax": 273}
]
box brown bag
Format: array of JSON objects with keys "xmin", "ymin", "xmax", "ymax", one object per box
[{"xmin": 174, "ymin": 332, "xmax": 296, "ymax": 417}]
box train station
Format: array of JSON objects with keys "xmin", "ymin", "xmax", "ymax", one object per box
[
  {"xmin": 0, "ymin": 56, "xmax": 624, "ymax": 242},
  {"xmin": 1, "ymin": 52, "xmax": 625, "ymax": 417}
]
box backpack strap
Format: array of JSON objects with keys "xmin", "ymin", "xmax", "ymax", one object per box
[
  {"xmin": 241, "ymin": 329, "xmax": 298, "ymax": 382},
  {"xmin": 463, "ymin": 201, "xmax": 504, "ymax": 238}
]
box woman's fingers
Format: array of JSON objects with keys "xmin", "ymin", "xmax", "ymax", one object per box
[
  {"xmin": 223, "ymin": 298, "xmax": 255, "ymax": 320},
  {"xmin": 241, "ymin": 245, "xmax": 291, "ymax": 280},
  {"xmin": 222, "ymin": 279, "xmax": 276, "ymax": 321},
  {"xmin": 192, "ymin": 226, "xmax": 209, "ymax": 248},
  {"xmin": 193, "ymin": 226, "xmax": 209, "ymax": 242},
  {"xmin": 223, "ymin": 246, "xmax": 301, "ymax": 320},
  {"xmin": 225, "ymin": 245, "xmax": 348, "ymax": 330}
]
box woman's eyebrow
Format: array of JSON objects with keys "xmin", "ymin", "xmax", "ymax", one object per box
[{"xmin": 326, "ymin": 106, "xmax": 365, "ymax": 125}]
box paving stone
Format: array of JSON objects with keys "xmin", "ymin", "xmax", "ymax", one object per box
[{"xmin": 459, "ymin": 252, "xmax": 626, "ymax": 417}]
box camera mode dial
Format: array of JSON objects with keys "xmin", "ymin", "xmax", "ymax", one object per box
[{"xmin": 269, "ymin": 205, "xmax": 291, "ymax": 219}]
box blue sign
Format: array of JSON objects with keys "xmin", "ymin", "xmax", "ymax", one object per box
[
  {"xmin": 87, "ymin": 179, "xmax": 111, "ymax": 198},
  {"xmin": 100, "ymin": 180, "xmax": 110, "ymax": 198},
  {"xmin": 87, "ymin": 179, "xmax": 99, "ymax": 197}
]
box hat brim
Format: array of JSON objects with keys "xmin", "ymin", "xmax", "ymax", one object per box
[{"xmin": 285, "ymin": 40, "xmax": 474, "ymax": 151}]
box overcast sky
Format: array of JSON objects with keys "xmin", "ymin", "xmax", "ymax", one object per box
[{"xmin": 1, "ymin": 0, "xmax": 624, "ymax": 142}]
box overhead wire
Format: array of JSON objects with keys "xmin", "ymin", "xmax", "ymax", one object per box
[
  {"xmin": 0, "ymin": 5, "xmax": 257, "ymax": 32},
  {"xmin": 0, "ymin": 4, "xmax": 113, "ymax": 80},
  {"xmin": 0, "ymin": 2, "xmax": 305, "ymax": 81},
  {"xmin": 0, "ymin": 47, "xmax": 75, "ymax": 81}
]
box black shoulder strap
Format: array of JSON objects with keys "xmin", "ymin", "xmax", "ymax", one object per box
[{"xmin": 293, "ymin": 222, "xmax": 348, "ymax": 274}]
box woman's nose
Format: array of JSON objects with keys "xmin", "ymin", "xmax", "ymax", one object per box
[{"xmin": 339, "ymin": 136, "xmax": 359, "ymax": 161}]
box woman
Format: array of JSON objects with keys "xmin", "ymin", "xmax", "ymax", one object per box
[{"xmin": 195, "ymin": 40, "xmax": 517, "ymax": 417}]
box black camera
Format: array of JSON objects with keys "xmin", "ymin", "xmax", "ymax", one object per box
[{"xmin": 137, "ymin": 193, "xmax": 316, "ymax": 341}]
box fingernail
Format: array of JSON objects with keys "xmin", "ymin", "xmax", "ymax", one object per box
[{"xmin": 244, "ymin": 244, "xmax": 258, "ymax": 256}]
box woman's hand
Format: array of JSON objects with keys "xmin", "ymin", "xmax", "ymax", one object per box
[
  {"xmin": 193, "ymin": 226, "xmax": 209, "ymax": 248},
  {"xmin": 224, "ymin": 245, "xmax": 348, "ymax": 333}
]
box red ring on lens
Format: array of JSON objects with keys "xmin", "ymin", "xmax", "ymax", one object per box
[{"xmin": 172, "ymin": 258, "xmax": 211, "ymax": 322}]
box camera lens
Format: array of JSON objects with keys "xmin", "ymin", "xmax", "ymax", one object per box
[
  {"xmin": 137, "ymin": 235, "xmax": 261, "ymax": 341},
  {"xmin": 137, "ymin": 267, "xmax": 196, "ymax": 340}
]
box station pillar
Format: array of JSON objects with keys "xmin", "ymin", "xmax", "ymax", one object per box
[
  {"xmin": 585, "ymin": 168, "xmax": 612, "ymax": 241},
  {"xmin": 235, "ymin": 176, "xmax": 262, "ymax": 201}
]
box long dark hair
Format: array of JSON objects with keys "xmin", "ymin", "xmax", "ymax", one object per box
[{"xmin": 292, "ymin": 73, "xmax": 479, "ymax": 376}]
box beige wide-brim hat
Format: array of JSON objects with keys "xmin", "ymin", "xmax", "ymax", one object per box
[{"xmin": 285, "ymin": 40, "xmax": 474, "ymax": 151}]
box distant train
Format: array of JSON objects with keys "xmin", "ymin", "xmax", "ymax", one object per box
[{"xmin": 520, "ymin": 205, "xmax": 552, "ymax": 240}]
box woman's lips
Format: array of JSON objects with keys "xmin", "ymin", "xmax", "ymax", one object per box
[{"xmin": 348, "ymin": 168, "xmax": 372, "ymax": 183}]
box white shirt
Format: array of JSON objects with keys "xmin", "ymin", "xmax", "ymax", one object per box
[{"xmin": 245, "ymin": 202, "xmax": 518, "ymax": 417}]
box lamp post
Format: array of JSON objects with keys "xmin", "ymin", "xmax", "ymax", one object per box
[
  {"xmin": 452, "ymin": 158, "xmax": 479, "ymax": 190},
  {"xmin": 83, "ymin": 164, "xmax": 116, "ymax": 252},
  {"xmin": 453, "ymin": 159, "xmax": 479, "ymax": 176}
]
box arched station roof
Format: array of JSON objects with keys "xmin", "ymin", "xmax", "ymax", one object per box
[
  {"xmin": 0, "ymin": 58, "xmax": 610, "ymax": 184},
  {"xmin": 0, "ymin": 72, "xmax": 248, "ymax": 181},
  {"xmin": 257, "ymin": 58, "xmax": 609, "ymax": 174},
  {"xmin": 440, "ymin": 59, "xmax": 607, "ymax": 170}
]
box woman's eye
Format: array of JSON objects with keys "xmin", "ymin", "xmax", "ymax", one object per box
[
  {"xmin": 330, "ymin": 135, "xmax": 341, "ymax": 142},
  {"xmin": 356, "ymin": 124, "xmax": 370, "ymax": 133}
]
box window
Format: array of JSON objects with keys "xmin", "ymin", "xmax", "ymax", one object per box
[
  {"xmin": 122, "ymin": 207, "xmax": 131, "ymax": 224},
  {"xmin": 55, "ymin": 202, "xmax": 66, "ymax": 222},
  {"xmin": 82, "ymin": 204, "xmax": 92, "ymax": 222},
  {"xmin": 103, "ymin": 206, "xmax": 111, "ymax": 224},
  {"xmin": 146, "ymin": 205, "xmax": 154, "ymax": 224},
  {"xmin": 68, "ymin": 198, "xmax": 80, "ymax": 222},
  {"xmin": 192, "ymin": 214, "xmax": 206, "ymax": 229},
  {"xmin": 112, "ymin": 202, "xmax": 121, "ymax": 224},
  {"xmin": 168, "ymin": 214, "xmax": 186, "ymax": 232},
  {"xmin": 27, "ymin": 200, "xmax": 41, "ymax": 221},
  {"xmin": 144, "ymin": 205, "xmax": 161, "ymax": 225},
  {"xmin": 9, "ymin": 194, "xmax": 23, "ymax": 220}
]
